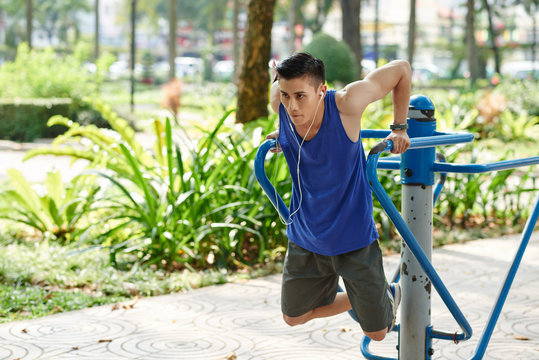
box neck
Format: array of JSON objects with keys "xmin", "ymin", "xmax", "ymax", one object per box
[{"xmin": 295, "ymin": 101, "xmax": 325, "ymax": 141}]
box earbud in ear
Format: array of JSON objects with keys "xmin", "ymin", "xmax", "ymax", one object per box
[{"xmin": 320, "ymin": 91, "xmax": 324, "ymax": 96}]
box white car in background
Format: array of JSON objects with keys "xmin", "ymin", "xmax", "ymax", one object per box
[
  {"xmin": 175, "ymin": 57, "xmax": 204, "ymax": 78},
  {"xmin": 502, "ymin": 61, "xmax": 538, "ymax": 80}
]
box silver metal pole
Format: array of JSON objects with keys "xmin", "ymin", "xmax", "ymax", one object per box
[{"xmin": 400, "ymin": 184, "xmax": 433, "ymax": 359}]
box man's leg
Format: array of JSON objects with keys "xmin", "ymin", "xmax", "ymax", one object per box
[
  {"xmin": 283, "ymin": 292, "xmax": 351, "ymax": 326},
  {"xmin": 281, "ymin": 241, "xmax": 340, "ymax": 326},
  {"xmin": 335, "ymin": 241, "xmax": 400, "ymax": 342}
]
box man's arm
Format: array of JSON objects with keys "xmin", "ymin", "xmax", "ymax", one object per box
[
  {"xmin": 336, "ymin": 60, "xmax": 412, "ymax": 153},
  {"xmin": 270, "ymin": 80, "xmax": 281, "ymax": 113},
  {"xmin": 266, "ymin": 80, "xmax": 281, "ymax": 152}
]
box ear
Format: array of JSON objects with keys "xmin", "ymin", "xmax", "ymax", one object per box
[{"xmin": 318, "ymin": 84, "xmax": 327, "ymax": 98}]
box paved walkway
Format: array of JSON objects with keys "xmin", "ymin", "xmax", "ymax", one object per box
[{"xmin": 0, "ymin": 233, "xmax": 538, "ymax": 360}]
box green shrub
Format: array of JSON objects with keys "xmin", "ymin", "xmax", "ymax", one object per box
[
  {"xmin": 0, "ymin": 98, "xmax": 109, "ymax": 142},
  {"xmin": 0, "ymin": 98, "xmax": 71, "ymax": 141},
  {"xmin": 303, "ymin": 33, "xmax": 357, "ymax": 84},
  {"xmin": 0, "ymin": 43, "xmax": 97, "ymax": 101}
]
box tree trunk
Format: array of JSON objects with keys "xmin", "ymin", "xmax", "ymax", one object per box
[
  {"xmin": 466, "ymin": 0, "xmax": 479, "ymax": 84},
  {"xmin": 95, "ymin": 0, "xmax": 100, "ymax": 60},
  {"xmin": 233, "ymin": 0, "xmax": 241, "ymax": 83},
  {"xmin": 288, "ymin": 0, "xmax": 300, "ymax": 54},
  {"xmin": 340, "ymin": 0, "xmax": 362, "ymax": 78},
  {"xmin": 26, "ymin": 0, "xmax": 32, "ymax": 48},
  {"xmin": 374, "ymin": 0, "xmax": 379, "ymax": 65},
  {"xmin": 236, "ymin": 0, "xmax": 276, "ymax": 124},
  {"xmin": 130, "ymin": 0, "xmax": 137, "ymax": 113},
  {"xmin": 407, "ymin": 0, "xmax": 416, "ymax": 66},
  {"xmin": 533, "ymin": 3, "xmax": 537, "ymax": 70},
  {"xmin": 168, "ymin": 0, "xmax": 176, "ymax": 80},
  {"xmin": 482, "ymin": 0, "xmax": 500, "ymax": 74}
]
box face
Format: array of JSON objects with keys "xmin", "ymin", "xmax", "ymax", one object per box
[{"xmin": 279, "ymin": 75, "xmax": 325, "ymax": 126}]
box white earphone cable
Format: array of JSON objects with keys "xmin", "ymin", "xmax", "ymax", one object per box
[{"xmin": 274, "ymin": 92, "xmax": 324, "ymax": 225}]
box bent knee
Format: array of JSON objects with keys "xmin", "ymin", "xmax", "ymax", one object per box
[
  {"xmin": 364, "ymin": 329, "xmax": 387, "ymax": 342},
  {"xmin": 282, "ymin": 313, "xmax": 309, "ymax": 327}
]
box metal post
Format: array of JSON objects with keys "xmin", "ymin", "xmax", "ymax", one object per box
[{"xmin": 399, "ymin": 95, "xmax": 437, "ymax": 359}]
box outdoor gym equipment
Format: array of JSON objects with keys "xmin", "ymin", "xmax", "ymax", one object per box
[{"xmin": 254, "ymin": 94, "xmax": 539, "ymax": 360}]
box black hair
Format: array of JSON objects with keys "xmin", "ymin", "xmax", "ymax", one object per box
[{"xmin": 276, "ymin": 52, "xmax": 325, "ymax": 87}]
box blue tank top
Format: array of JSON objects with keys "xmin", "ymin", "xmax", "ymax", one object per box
[{"xmin": 277, "ymin": 90, "xmax": 379, "ymax": 255}]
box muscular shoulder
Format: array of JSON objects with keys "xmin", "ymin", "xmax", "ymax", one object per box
[
  {"xmin": 334, "ymin": 88, "xmax": 366, "ymax": 142},
  {"xmin": 334, "ymin": 82, "xmax": 370, "ymax": 119}
]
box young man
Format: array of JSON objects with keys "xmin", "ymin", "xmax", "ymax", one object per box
[{"xmin": 267, "ymin": 52, "xmax": 411, "ymax": 341}]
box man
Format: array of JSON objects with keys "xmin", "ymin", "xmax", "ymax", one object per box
[{"xmin": 267, "ymin": 52, "xmax": 411, "ymax": 341}]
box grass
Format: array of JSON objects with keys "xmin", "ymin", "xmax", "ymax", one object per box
[
  {"xmin": 0, "ymin": 284, "xmax": 127, "ymax": 324},
  {"xmin": 0, "ymin": 233, "xmax": 282, "ymax": 324}
]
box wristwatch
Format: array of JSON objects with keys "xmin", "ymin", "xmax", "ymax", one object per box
[{"xmin": 390, "ymin": 123, "xmax": 408, "ymax": 131}]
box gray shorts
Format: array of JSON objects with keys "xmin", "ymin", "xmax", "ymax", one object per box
[{"xmin": 281, "ymin": 240, "xmax": 393, "ymax": 332}]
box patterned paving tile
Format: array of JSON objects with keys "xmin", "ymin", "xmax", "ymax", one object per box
[{"xmin": 0, "ymin": 233, "xmax": 537, "ymax": 359}]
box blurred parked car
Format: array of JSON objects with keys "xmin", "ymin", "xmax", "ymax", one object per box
[
  {"xmin": 502, "ymin": 61, "xmax": 538, "ymax": 80},
  {"xmin": 108, "ymin": 60, "xmax": 142, "ymax": 80},
  {"xmin": 213, "ymin": 60, "xmax": 234, "ymax": 81},
  {"xmin": 412, "ymin": 63, "xmax": 439, "ymax": 84},
  {"xmin": 175, "ymin": 57, "xmax": 203, "ymax": 78}
]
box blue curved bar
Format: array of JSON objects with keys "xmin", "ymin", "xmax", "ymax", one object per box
[
  {"xmin": 360, "ymin": 326, "xmax": 400, "ymax": 360},
  {"xmin": 433, "ymin": 156, "xmax": 539, "ymax": 173},
  {"xmin": 366, "ymin": 141, "xmax": 473, "ymax": 342},
  {"xmin": 254, "ymin": 139, "xmax": 290, "ymax": 220},
  {"xmin": 433, "ymin": 153, "xmax": 447, "ymax": 205},
  {"xmin": 470, "ymin": 194, "xmax": 539, "ymax": 359}
]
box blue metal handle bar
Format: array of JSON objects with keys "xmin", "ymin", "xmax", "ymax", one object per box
[
  {"xmin": 361, "ymin": 129, "xmax": 475, "ymax": 148},
  {"xmin": 367, "ymin": 140, "xmax": 474, "ymax": 342},
  {"xmin": 254, "ymin": 139, "xmax": 290, "ymax": 220},
  {"xmin": 433, "ymin": 156, "xmax": 539, "ymax": 173}
]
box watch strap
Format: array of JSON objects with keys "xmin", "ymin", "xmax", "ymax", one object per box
[{"xmin": 390, "ymin": 123, "xmax": 408, "ymax": 130}]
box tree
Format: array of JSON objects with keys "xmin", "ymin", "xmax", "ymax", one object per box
[
  {"xmin": 340, "ymin": 0, "xmax": 362, "ymax": 77},
  {"xmin": 94, "ymin": 0, "xmax": 99, "ymax": 60},
  {"xmin": 130, "ymin": 0, "xmax": 137, "ymax": 112},
  {"xmin": 374, "ymin": 0, "xmax": 379, "ymax": 65},
  {"xmin": 466, "ymin": 0, "xmax": 479, "ymax": 84},
  {"xmin": 515, "ymin": 0, "xmax": 537, "ymax": 69},
  {"xmin": 236, "ymin": 0, "xmax": 276, "ymax": 123},
  {"xmin": 288, "ymin": 0, "xmax": 302, "ymax": 54},
  {"xmin": 408, "ymin": 0, "xmax": 416, "ymax": 65},
  {"xmin": 232, "ymin": 0, "xmax": 245, "ymax": 83},
  {"xmin": 33, "ymin": 0, "xmax": 91, "ymax": 46},
  {"xmin": 168, "ymin": 0, "xmax": 176, "ymax": 80},
  {"xmin": 481, "ymin": 0, "xmax": 501, "ymax": 74},
  {"xmin": 26, "ymin": 0, "xmax": 32, "ymax": 48},
  {"xmin": 305, "ymin": 0, "xmax": 334, "ymax": 34}
]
